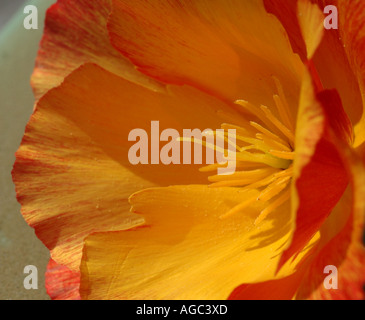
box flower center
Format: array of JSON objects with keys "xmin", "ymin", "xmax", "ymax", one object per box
[{"xmin": 201, "ymin": 78, "xmax": 296, "ymax": 225}]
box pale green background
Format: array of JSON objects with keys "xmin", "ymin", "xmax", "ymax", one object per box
[{"xmin": 0, "ymin": 0, "xmax": 56, "ymax": 300}]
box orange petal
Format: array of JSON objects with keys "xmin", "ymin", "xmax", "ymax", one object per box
[
  {"xmin": 229, "ymin": 145, "xmax": 365, "ymax": 300},
  {"xmin": 317, "ymin": 89, "xmax": 354, "ymax": 145},
  {"xmin": 264, "ymin": 0, "xmax": 306, "ymax": 59},
  {"xmin": 32, "ymin": 0, "xmax": 161, "ymax": 100},
  {"xmin": 297, "ymin": 188, "xmax": 365, "ymax": 299},
  {"xmin": 336, "ymin": 0, "xmax": 365, "ymax": 147},
  {"xmin": 80, "ymin": 185, "xmax": 293, "ymax": 300},
  {"xmin": 293, "ymin": 143, "xmax": 365, "ymax": 299},
  {"xmin": 13, "ymin": 63, "xmax": 245, "ymax": 271},
  {"xmin": 278, "ymin": 67, "xmax": 350, "ymax": 270},
  {"xmin": 45, "ymin": 259, "xmax": 80, "ymax": 300},
  {"xmin": 228, "ymin": 272, "xmax": 303, "ymax": 300},
  {"xmin": 108, "ymin": 0, "xmax": 303, "ymax": 110},
  {"xmin": 265, "ymin": 0, "xmax": 363, "ymax": 133}
]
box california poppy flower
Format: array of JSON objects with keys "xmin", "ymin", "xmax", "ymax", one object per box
[{"xmin": 12, "ymin": 0, "xmax": 365, "ymax": 300}]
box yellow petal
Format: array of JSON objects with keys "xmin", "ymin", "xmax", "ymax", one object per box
[
  {"xmin": 80, "ymin": 185, "xmax": 294, "ymax": 300},
  {"xmin": 297, "ymin": 0, "xmax": 324, "ymax": 60},
  {"xmin": 13, "ymin": 63, "xmax": 243, "ymax": 270}
]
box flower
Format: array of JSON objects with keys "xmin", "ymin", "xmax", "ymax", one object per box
[{"xmin": 12, "ymin": 0, "xmax": 365, "ymax": 300}]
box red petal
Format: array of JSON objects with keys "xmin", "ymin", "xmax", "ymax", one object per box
[
  {"xmin": 32, "ymin": 0, "xmax": 159, "ymax": 100},
  {"xmin": 297, "ymin": 146, "xmax": 365, "ymax": 299},
  {"xmin": 279, "ymin": 73, "xmax": 352, "ymax": 270},
  {"xmin": 228, "ymin": 272, "xmax": 303, "ymax": 300},
  {"xmin": 265, "ymin": 0, "xmax": 363, "ymax": 130},
  {"xmin": 45, "ymin": 259, "xmax": 80, "ymax": 300}
]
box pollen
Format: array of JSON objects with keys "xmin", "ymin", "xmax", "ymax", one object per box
[{"xmin": 201, "ymin": 81, "xmax": 296, "ymax": 225}]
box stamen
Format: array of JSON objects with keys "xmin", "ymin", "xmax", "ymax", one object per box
[
  {"xmin": 235, "ymin": 100, "xmax": 281, "ymax": 136},
  {"xmin": 204, "ymin": 130, "xmax": 241, "ymax": 151},
  {"xmin": 273, "ymin": 166, "xmax": 293, "ymax": 178},
  {"xmin": 257, "ymin": 176, "xmax": 291, "ymax": 202},
  {"xmin": 254, "ymin": 188, "xmax": 291, "ymax": 225},
  {"xmin": 203, "ymin": 86, "xmax": 296, "ymax": 224},
  {"xmin": 200, "ymin": 161, "xmax": 266, "ymax": 173},
  {"xmin": 199, "ymin": 163, "xmax": 226, "ymax": 173},
  {"xmin": 208, "ymin": 168, "xmax": 279, "ymax": 183},
  {"xmin": 236, "ymin": 135, "xmax": 271, "ymax": 153},
  {"xmin": 220, "ymin": 194, "xmax": 258, "ymax": 219},
  {"xmin": 273, "ymin": 95, "xmax": 294, "ymax": 132},
  {"xmin": 260, "ymin": 105, "xmax": 295, "ymax": 145},
  {"xmin": 235, "ymin": 100, "xmax": 264, "ymax": 120},
  {"xmin": 272, "ymin": 76, "xmax": 294, "ymax": 131},
  {"xmin": 269, "ymin": 150, "xmax": 295, "ymax": 160},
  {"xmin": 256, "ymin": 133, "xmax": 292, "ymax": 152},
  {"xmin": 236, "ymin": 151, "xmax": 291, "ymax": 169},
  {"xmin": 221, "ymin": 123, "xmax": 256, "ymax": 138},
  {"xmin": 210, "ymin": 171, "xmax": 278, "ymax": 189},
  {"xmin": 179, "ymin": 137, "xmax": 226, "ymax": 155},
  {"xmin": 250, "ymin": 121, "xmax": 290, "ymax": 149},
  {"xmin": 217, "ymin": 110, "xmax": 257, "ymax": 135}
]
